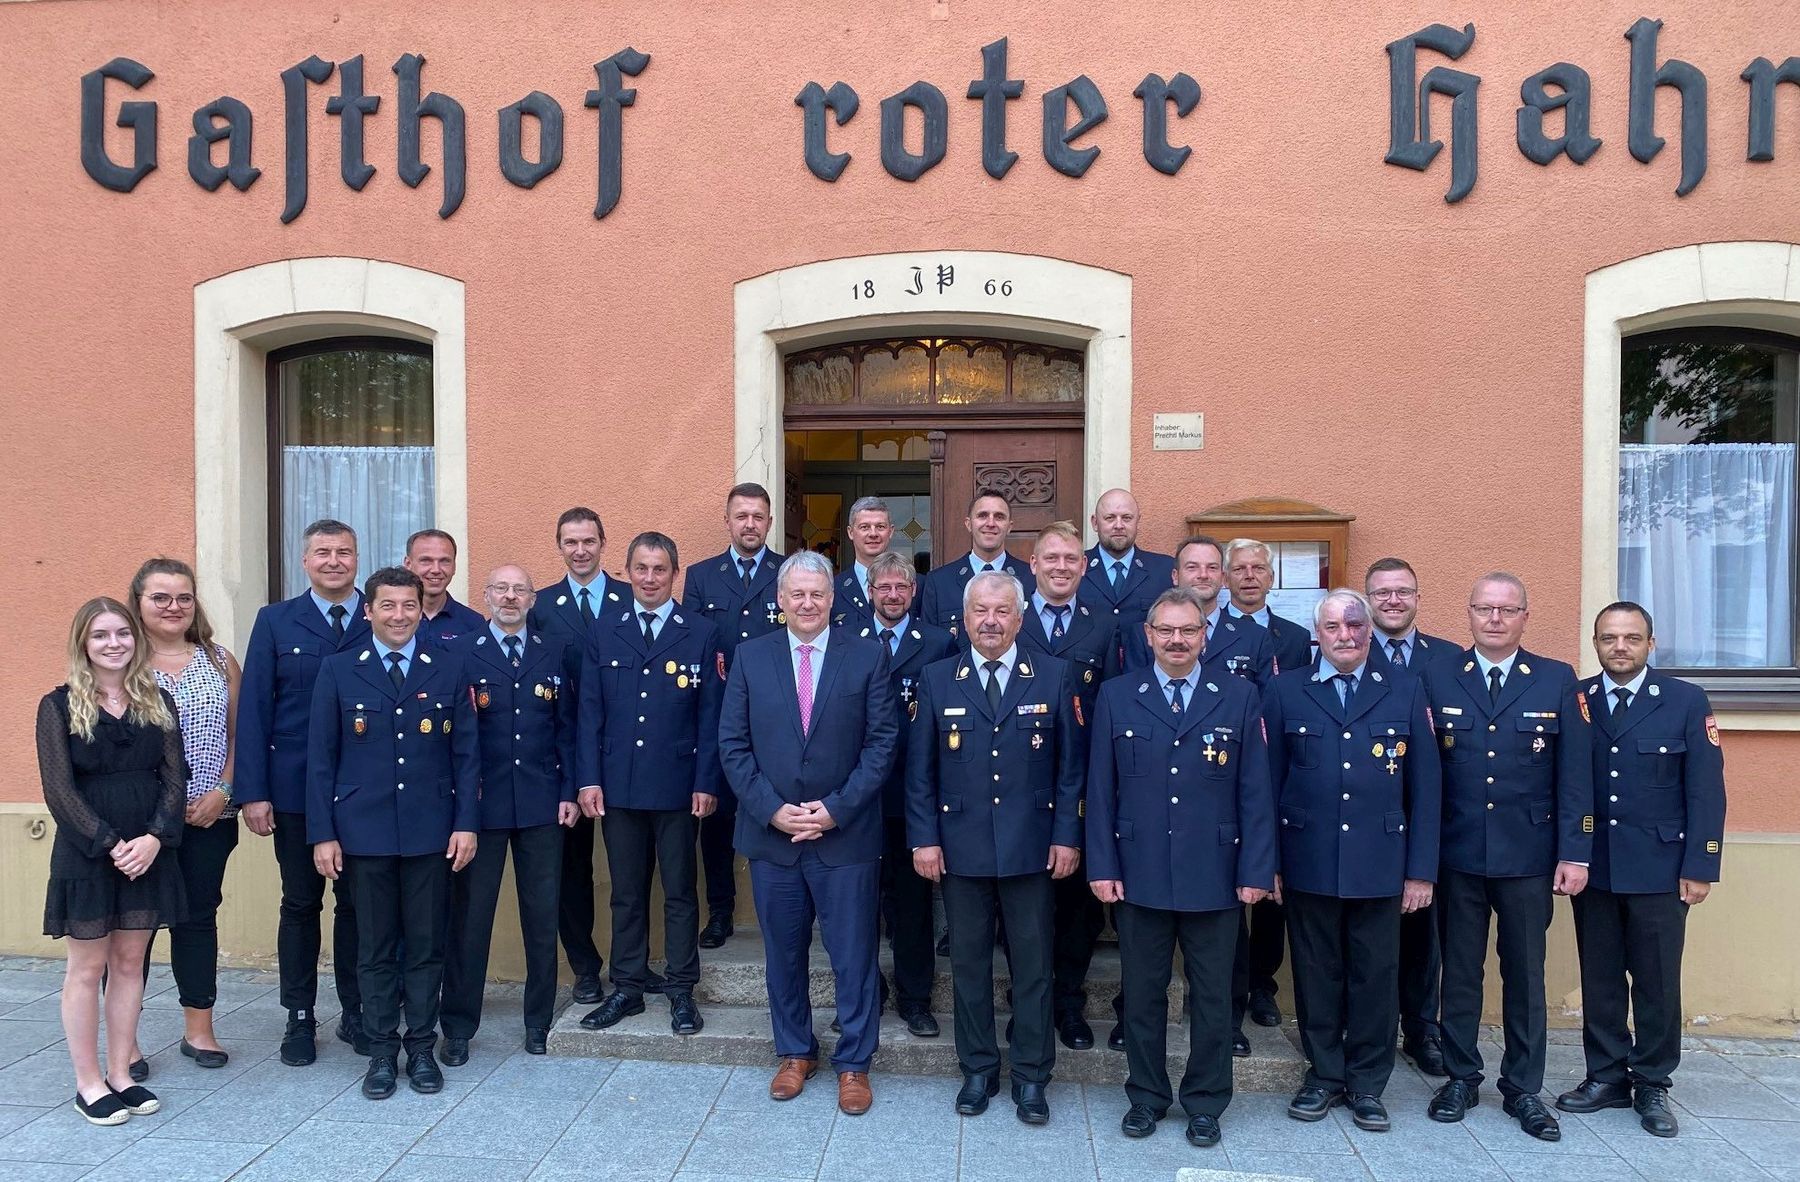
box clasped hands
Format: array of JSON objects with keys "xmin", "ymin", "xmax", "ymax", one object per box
[
  {"xmin": 773, "ymin": 801, "xmax": 837, "ymax": 842},
  {"xmin": 110, "ymin": 834, "xmax": 162, "ymax": 880}
]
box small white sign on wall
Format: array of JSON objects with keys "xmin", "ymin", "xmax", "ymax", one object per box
[{"xmin": 1152, "ymin": 413, "xmax": 1205, "ymax": 451}]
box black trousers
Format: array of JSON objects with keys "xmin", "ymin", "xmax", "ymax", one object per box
[
  {"xmin": 699, "ymin": 793, "xmax": 739, "ymax": 918},
  {"xmin": 1231, "ymin": 898, "xmax": 1286, "ymax": 1026},
  {"xmin": 142, "ymin": 818, "xmax": 239, "ymax": 1010},
  {"xmin": 1398, "ymin": 902, "xmax": 1443, "ymax": 1042},
  {"xmin": 1052, "ymin": 872, "xmax": 1106, "ymax": 1018},
  {"xmin": 603, "ymin": 807, "xmax": 701, "ymax": 998},
  {"xmin": 944, "ymin": 871, "xmax": 1054, "ymax": 1084},
  {"xmin": 441, "ymin": 823, "xmax": 564, "ymax": 1038},
  {"xmin": 1438, "ymin": 868, "xmax": 1553, "ymax": 1098},
  {"xmin": 1116, "ymin": 902, "xmax": 1238, "ymax": 1118},
  {"xmin": 880, "ymin": 817, "xmax": 936, "ymax": 1012},
  {"xmin": 558, "ymin": 816, "xmax": 605, "ymax": 980},
  {"xmin": 273, "ymin": 810, "xmax": 360, "ymax": 1017},
  {"xmin": 1572, "ymin": 887, "xmax": 1688, "ymax": 1089},
  {"xmin": 1286, "ymin": 890, "xmax": 1402, "ymax": 1096},
  {"xmin": 347, "ymin": 852, "xmax": 451, "ymax": 1059}
]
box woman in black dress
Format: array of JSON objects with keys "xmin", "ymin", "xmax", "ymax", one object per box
[{"xmin": 37, "ymin": 597, "xmax": 187, "ymax": 1126}]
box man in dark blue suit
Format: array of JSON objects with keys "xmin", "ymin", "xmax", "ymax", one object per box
[
  {"xmin": 718, "ymin": 551, "xmax": 897, "ymax": 1117},
  {"xmin": 863, "ymin": 551, "xmax": 954, "ymax": 1037},
  {"xmin": 908, "ymin": 570, "xmax": 1085, "ymax": 1124},
  {"xmin": 576, "ymin": 532, "xmax": 726, "ymax": 1038},
  {"xmin": 1081, "ymin": 488, "xmax": 1176, "ymax": 645},
  {"xmin": 918, "ymin": 489, "xmax": 1035, "ymax": 639},
  {"xmin": 406, "ymin": 530, "xmax": 485, "ymax": 645},
  {"xmin": 1422, "ymin": 572, "xmax": 1594, "ymax": 1142},
  {"xmin": 440, "ymin": 565, "xmax": 580, "ymax": 1063},
  {"xmin": 527, "ymin": 506, "xmax": 630, "ymax": 1005},
  {"xmin": 831, "ymin": 496, "xmax": 896, "ymax": 631},
  {"xmin": 1555, "ymin": 602, "xmax": 1726, "ymax": 1139},
  {"xmin": 236, "ymin": 518, "xmax": 371, "ymax": 1067},
  {"xmin": 1086, "ymin": 586, "xmax": 1277, "ymax": 1149},
  {"xmin": 1365, "ymin": 556, "xmax": 1462, "ymax": 1078},
  {"xmin": 305, "ymin": 567, "xmax": 480, "ymax": 1100},
  {"xmin": 1263, "ymin": 590, "xmax": 1441, "ymax": 1133},
  {"xmin": 684, "ymin": 482, "xmax": 788, "ymax": 949},
  {"xmin": 1018, "ymin": 521, "xmax": 1118, "ymax": 1050}
]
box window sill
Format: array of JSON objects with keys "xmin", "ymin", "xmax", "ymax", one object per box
[{"xmin": 1676, "ymin": 676, "xmax": 1800, "ymax": 729}]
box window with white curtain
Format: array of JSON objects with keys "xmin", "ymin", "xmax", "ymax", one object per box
[
  {"xmin": 1618, "ymin": 329, "xmax": 1799, "ymax": 671},
  {"xmin": 269, "ymin": 339, "xmax": 435, "ymax": 599}
]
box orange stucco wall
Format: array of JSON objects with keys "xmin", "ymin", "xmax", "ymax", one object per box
[{"xmin": 1, "ymin": 0, "xmax": 1794, "ymax": 828}]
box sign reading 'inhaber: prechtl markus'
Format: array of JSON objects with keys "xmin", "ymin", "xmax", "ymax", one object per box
[{"xmin": 77, "ymin": 21, "xmax": 1798, "ymax": 221}]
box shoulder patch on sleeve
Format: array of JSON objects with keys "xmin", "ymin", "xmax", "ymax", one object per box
[
  {"xmin": 1705, "ymin": 715, "xmax": 1721, "ymax": 746},
  {"xmin": 1072, "ymin": 696, "xmax": 1085, "ymax": 727},
  {"xmin": 1576, "ymin": 691, "xmax": 1591, "ymax": 725},
  {"xmin": 716, "ymin": 652, "xmax": 728, "ymax": 681}
]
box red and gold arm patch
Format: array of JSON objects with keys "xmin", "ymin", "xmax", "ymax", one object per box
[
  {"xmin": 1705, "ymin": 714, "xmax": 1721, "ymax": 747},
  {"xmin": 1576, "ymin": 691, "xmax": 1591, "ymax": 725}
]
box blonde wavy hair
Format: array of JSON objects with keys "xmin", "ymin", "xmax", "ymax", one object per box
[{"xmin": 64, "ymin": 597, "xmax": 173, "ymax": 741}]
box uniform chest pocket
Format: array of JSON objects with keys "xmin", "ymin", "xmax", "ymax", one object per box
[
  {"xmin": 942, "ymin": 721, "xmax": 974, "ymax": 762},
  {"xmin": 1284, "ymin": 721, "xmax": 1320, "ymax": 770},
  {"xmin": 1436, "ymin": 714, "xmax": 1471, "ymax": 763},
  {"xmin": 1517, "ymin": 716, "xmax": 1559, "ymax": 765},
  {"xmin": 343, "ymin": 705, "xmax": 375, "ymax": 743},
  {"xmin": 1202, "ymin": 728, "xmax": 1239, "ymax": 778},
  {"xmin": 277, "ymin": 641, "xmax": 324, "ymax": 687},
  {"xmin": 1018, "ymin": 715, "xmax": 1053, "ymax": 759},
  {"xmin": 1367, "ymin": 722, "xmax": 1411, "ymax": 768},
  {"xmin": 1113, "ymin": 727, "xmax": 1149, "ymax": 777},
  {"xmin": 1637, "ymin": 737, "xmax": 1686, "ymax": 788},
  {"xmin": 413, "ymin": 701, "xmax": 452, "ymax": 741}
]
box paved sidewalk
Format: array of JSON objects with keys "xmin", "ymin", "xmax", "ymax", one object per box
[{"xmin": 0, "ymin": 957, "xmax": 1795, "ymax": 1180}]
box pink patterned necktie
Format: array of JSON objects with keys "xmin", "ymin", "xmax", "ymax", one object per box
[{"xmin": 797, "ymin": 643, "xmax": 816, "ymax": 736}]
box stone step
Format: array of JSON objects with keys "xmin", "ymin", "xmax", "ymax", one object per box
[
  {"xmin": 690, "ymin": 930, "xmax": 1195, "ymax": 1022},
  {"xmin": 547, "ymin": 999, "xmax": 1305, "ymax": 1090}
]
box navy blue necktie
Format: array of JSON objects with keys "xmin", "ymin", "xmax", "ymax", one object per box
[{"xmin": 386, "ymin": 651, "xmax": 405, "ymax": 691}]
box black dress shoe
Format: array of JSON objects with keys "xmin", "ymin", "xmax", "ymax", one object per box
[
  {"xmin": 579, "ymin": 991, "xmax": 646, "ymax": 1030},
  {"xmin": 337, "ymin": 1012, "xmax": 370, "ymax": 1056},
  {"xmin": 698, "ymin": 913, "xmax": 734, "ymax": 949},
  {"xmin": 1555, "ymin": 1077, "xmax": 1633, "ymax": 1113},
  {"xmin": 1634, "ymin": 1085, "xmax": 1679, "ymax": 1138},
  {"xmin": 1056, "ymin": 1012, "xmax": 1095, "ymax": 1051},
  {"xmin": 127, "ymin": 1057, "xmax": 149, "ymax": 1083},
  {"xmin": 1107, "ymin": 1023, "xmax": 1126, "ymax": 1051},
  {"xmin": 439, "ymin": 1036, "xmax": 470, "ymax": 1067},
  {"xmin": 1185, "ymin": 1113, "xmax": 1222, "ymax": 1147},
  {"xmin": 1248, "ymin": 990, "xmax": 1282, "ymax": 1027},
  {"xmin": 900, "ymin": 1008, "xmax": 940, "ymax": 1037},
  {"xmin": 1012, "ymin": 1081, "xmax": 1050, "ymax": 1125},
  {"xmin": 1120, "ymin": 1103, "xmax": 1164, "ymax": 1138},
  {"xmin": 572, "ymin": 973, "xmax": 604, "ymax": 1005},
  {"xmin": 280, "ymin": 1014, "xmax": 318, "ymax": 1067},
  {"xmin": 1503, "ymin": 1093, "xmax": 1561, "ymax": 1141},
  {"xmin": 955, "ymin": 1073, "xmax": 1000, "ymax": 1116},
  {"xmin": 1287, "ymin": 1085, "xmax": 1344, "ymax": 1122},
  {"xmin": 406, "ymin": 1050, "xmax": 444, "ymax": 1094},
  {"xmin": 644, "ymin": 970, "xmax": 666, "ymax": 996},
  {"xmin": 179, "ymin": 1039, "xmax": 229, "ymax": 1069},
  {"xmin": 1231, "ymin": 1029, "xmax": 1251, "ymax": 1058},
  {"xmin": 362, "ymin": 1056, "xmax": 398, "ymax": 1100},
  {"xmin": 524, "ymin": 1028, "xmax": 548, "ymax": 1055},
  {"xmin": 1348, "ymin": 1093, "xmax": 1390, "ymax": 1131},
  {"xmin": 1428, "ymin": 1079, "xmax": 1480, "ymax": 1122},
  {"xmin": 669, "ymin": 992, "xmax": 704, "ymax": 1035},
  {"xmin": 1403, "ymin": 1034, "xmax": 1448, "ymax": 1077}
]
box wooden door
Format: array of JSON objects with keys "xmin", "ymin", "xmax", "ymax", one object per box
[{"xmin": 932, "ymin": 428, "xmax": 1085, "ymax": 563}]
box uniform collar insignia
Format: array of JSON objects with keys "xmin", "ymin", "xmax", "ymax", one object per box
[
  {"xmin": 1137, "ymin": 682, "xmax": 1150, "ymax": 693},
  {"xmin": 418, "ymin": 652, "xmax": 431, "ymax": 663},
  {"xmin": 910, "ymin": 629, "xmax": 920, "ymax": 639},
  {"xmin": 1588, "ymin": 683, "xmax": 1600, "ymax": 695},
  {"xmin": 1648, "ymin": 683, "xmax": 1660, "ymax": 696},
  {"xmin": 1206, "ymin": 682, "xmax": 1218, "ymax": 692},
  {"xmin": 955, "ymin": 664, "xmax": 970, "ymax": 680},
  {"xmin": 1517, "ymin": 662, "xmax": 1531, "ymax": 675},
  {"xmin": 556, "ymin": 594, "xmax": 567, "ymax": 606},
  {"xmin": 1017, "ymin": 661, "xmax": 1032, "ymax": 676},
  {"xmin": 359, "ymin": 650, "xmax": 371, "ymax": 660},
  {"xmin": 672, "ymin": 614, "xmax": 683, "ymax": 625},
  {"xmin": 1088, "ymin": 557, "xmax": 1099, "ymax": 567},
  {"xmin": 1370, "ymin": 670, "xmax": 1383, "ymax": 682},
  {"xmin": 476, "ymin": 636, "xmax": 486, "ymax": 645},
  {"xmin": 860, "ymin": 627, "xmax": 871, "ymax": 637},
  {"xmin": 1463, "ymin": 661, "xmax": 1475, "ymax": 672},
  {"xmin": 607, "ymin": 591, "xmax": 620, "ymax": 601}
]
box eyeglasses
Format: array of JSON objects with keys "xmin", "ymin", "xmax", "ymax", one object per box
[
  {"xmin": 870, "ymin": 581, "xmax": 913, "ymax": 595},
  {"xmin": 1468, "ymin": 604, "xmax": 1525, "ymax": 619},
  {"xmin": 1149, "ymin": 625, "xmax": 1205, "ymax": 640},
  {"xmin": 1369, "ymin": 589, "xmax": 1418, "ymax": 602},
  {"xmin": 486, "ymin": 583, "xmax": 534, "ymax": 597},
  {"xmin": 145, "ymin": 593, "xmax": 196, "ymax": 609}
]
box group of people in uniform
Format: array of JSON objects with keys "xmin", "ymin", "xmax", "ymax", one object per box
[{"xmin": 208, "ymin": 482, "xmax": 1724, "ymax": 1149}]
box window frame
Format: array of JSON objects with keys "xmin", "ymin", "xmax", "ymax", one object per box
[
  {"xmin": 782, "ymin": 335, "xmax": 1086, "ymax": 421},
  {"xmin": 264, "ymin": 335, "xmax": 435, "ymax": 601}
]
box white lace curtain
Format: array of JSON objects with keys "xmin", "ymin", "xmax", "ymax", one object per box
[
  {"xmin": 282, "ymin": 446, "xmax": 436, "ymax": 599},
  {"xmin": 1618, "ymin": 443, "xmax": 1796, "ymax": 668}
]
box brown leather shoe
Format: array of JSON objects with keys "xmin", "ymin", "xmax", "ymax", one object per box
[
  {"xmin": 838, "ymin": 1070, "xmax": 873, "ymax": 1115},
  {"xmin": 769, "ymin": 1057, "xmax": 817, "ymax": 1101}
]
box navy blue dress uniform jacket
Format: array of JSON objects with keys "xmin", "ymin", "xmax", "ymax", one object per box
[
  {"xmin": 1018, "ymin": 600, "xmax": 1122, "ymax": 719},
  {"xmin": 904, "ymin": 651, "xmax": 1086, "ymax": 878},
  {"xmin": 304, "ymin": 644, "xmax": 481, "ymax": 856},
  {"xmin": 1366, "ymin": 631, "xmax": 1462, "ymax": 676},
  {"xmin": 1123, "ymin": 610, "xmax": 1277, "ymax": 690},
  {"xmin": 578, "ymin": 606, "xmax": 726, "ymax": 811},
  {"xmin": 451, "ymin": 628, "xmax": 579, "ymax": 831},
  {"xmin": 866, "ymin": 621, "xmax": 957, "ymax": 818},
  {"xmin": 416, "ymin": 594, "xmax": 486, "ymax": 646},
  {"xmin": 681, "ymin": 549, "xmax": 787, "ymax": 663},
  {"xmin": 831, "ymin": 569, "xmax": 876, "ymax": 632},
  {"xmin": 1254, "ymin": 609, "xmax": 1314, "ymax": 676},
  {"xmin": 236, "ymin": 592, "xmax": 372, "ymax": 813},
  {"xmin": 1081, "ymin": 546, "xmax": 1176, "ymax": 637},
  {"xmin": 1263, "ymin": 663, "xmax": 1442, "ymax": 898},
  {"xmin": 1084, "ymin": 672, "xmax": 1278, "ymax": 912},
  {"xmin": 1422, "ymin": 648, "xmax": 1595, "ymax": 878},
  {"xmin": 917, "ymin": 553, "xmax": 1036, "ymax": 638},
  {"xmin": 1582, "ymin": 671, "xmax": 1726, "ymax": 893},
  {"xmin": 528, "ymin": 575, "xmax": 629, "ymax": 652},
  {"xmin": 718, "ymin": 628, "xmax": 898, "ymax": 866}
]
